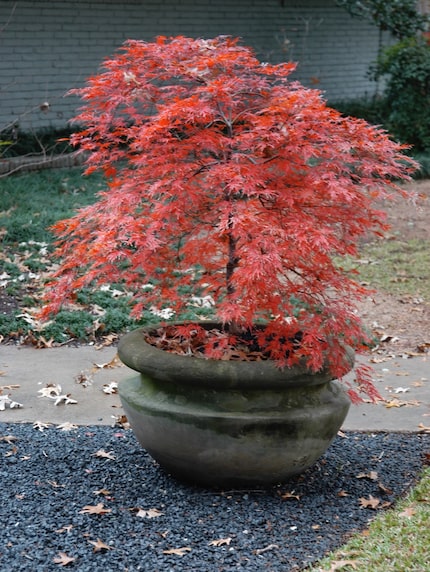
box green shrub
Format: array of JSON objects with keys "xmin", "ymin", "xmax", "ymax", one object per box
[
  {"xmin": 372, "ymin": 37, "xmax": 430, "ymax": 152},
  {"xmin": 0, "ymin": 126, "xmax": 75, "ymax": 158}
]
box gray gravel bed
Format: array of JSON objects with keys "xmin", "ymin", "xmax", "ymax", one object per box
[{"xmin": 1, "ymin": 423, "xmax": 429, "ymax": 572}]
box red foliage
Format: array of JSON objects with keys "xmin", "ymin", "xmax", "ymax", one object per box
[{"xmin": 42, "ymin": 36, "xmax": 417, "ymax": 400}]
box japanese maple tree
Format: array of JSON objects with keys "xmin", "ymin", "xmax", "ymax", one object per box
[{"xmin": 42, "ymin": 36, "xmax": 416, "ymax": 401}]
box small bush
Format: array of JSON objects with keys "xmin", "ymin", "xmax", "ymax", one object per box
[{"xmin": 372, "ymin": 37, "xmax": 430, "ymax": 152}]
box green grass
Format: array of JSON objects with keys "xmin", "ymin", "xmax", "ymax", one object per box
[
  {"xmin": 310, "ymin": 468, "xmax": 430, "ymax": 572},
  {"xmin": 343, "ymin": 238, "xmax": 430, "ymax": 302},
  {"xmin": 0, "ymin": 168, "xmax": 213, "ymax": 343},
  {"xmin": 0, "ymin": 168, "xmax": 104, "ymax": 244}
]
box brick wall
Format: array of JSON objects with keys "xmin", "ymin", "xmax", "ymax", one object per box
[{"xmin": 0, "ymin": 0, "xmax": 388, "ymax": 131}]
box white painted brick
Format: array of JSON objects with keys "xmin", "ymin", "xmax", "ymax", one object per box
[{"xmin": 0, "ymin": 0, "xmax": 386, "ymax": 130}]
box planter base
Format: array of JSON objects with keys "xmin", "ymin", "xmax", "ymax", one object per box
[{"xmin": 119, "ymin": 371, "xmax": 350, "ymax": 487}]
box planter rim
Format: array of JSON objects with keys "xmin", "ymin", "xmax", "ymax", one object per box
[{"xmin": 118, "ymin": 323, "xmax": 355, "ymax": 390}]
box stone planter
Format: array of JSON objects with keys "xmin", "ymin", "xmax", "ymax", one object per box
[{"xmin": 118, "ymin": 324, "xmax": 352, "ymax": 487}]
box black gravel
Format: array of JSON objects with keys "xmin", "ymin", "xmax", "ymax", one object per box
[{"xmin": 1, "ymin": 423, "xmax": 429, "ymax": 572}]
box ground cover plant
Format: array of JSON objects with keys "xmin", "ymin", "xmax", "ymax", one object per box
[{"xmin": 0, "ymin": 167, "xmax": 214, "ymax": 345}]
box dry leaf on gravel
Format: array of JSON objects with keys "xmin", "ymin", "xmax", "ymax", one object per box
[
  {"xmin": 162, "ymin": 546, "xmax": 192, "ymax": 556},
  {"xmin": 33, "ymin": 421, "xmax": 52, "ymax": 431},
  {"xmin": 356, "ymin": 471, "xmax": 378, "ymax": 481},
  {"xmin": 359, "ymin": 495, "xmax": 381, "ymax": 509},
  {"xmin": 326, "ymin": 560, "xmax": 358, "ymax": 571},
  {"xmin": 280, "ymin": 491, "xmax": 301, "ymax": 500},
  {"xmin": 79, "ymin": 503, "xmax": 112, "ymax": 515},
  {"xmin": 0, "ymin": 434, "xmax": 18, "ymax": 444},
  {"xmin": 254, "ymin": 543, "xmax": 279, "ymax": 555},
  {"xmin": 208, "ymin": 537, "xmax": 232, "ymax": 547},
  {"xmin": 53, "ymin": 552, "xmax": 76, "ymax": 566},
  {"xmin": 92, "ymin": 449, "xmax": 116, "ymax": 460},
  {"xmin": 135, "ymin": 508, "xmax": 164, "ymax": 519},
  {"xmin": 88, "ymin": 538, "xmax": 113, "ymax": 552},
  {"xmin": 56, "ymin": 422, "xmax": 78, "ymax": 432}
]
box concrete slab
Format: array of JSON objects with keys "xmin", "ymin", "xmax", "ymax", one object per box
[
  {"xmin": 0, "ymin": 345, "xmax": 130, "ymax": 426},
  {"xmin": 0, "ymin": 344, "xmax": 429, "ymax": 431}
]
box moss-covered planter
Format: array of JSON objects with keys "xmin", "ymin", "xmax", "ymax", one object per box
[{"xmin": 118, "ymin": 324, "xmax": 352, "ymax": 487}]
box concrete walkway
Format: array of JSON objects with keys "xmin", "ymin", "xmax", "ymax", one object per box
[{"xmin": 0, "ymin": 344, "xmax": 429, "ymax": 431}]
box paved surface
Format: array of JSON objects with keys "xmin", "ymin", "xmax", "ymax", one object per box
[{"xmin": 0, "ymin": 344, "xmax": 429, "ymax": 431}]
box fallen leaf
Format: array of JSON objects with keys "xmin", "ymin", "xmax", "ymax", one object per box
[
  {"xmin": 54, "ymin": 394, "xmax": 77, "ymax": 406},
  {"xmin": 74, "ymin": 371, "xmax": 93, "ymax": 387},
  {"xmin": 135, "ymin": 508, "xmax": 164, "ymax": 519},
  {"xmin": 208, "ymin": 537, "xmax": 232, "ymax": 547},
  {"xmin": 102, "ymin": 382, "xmax": 118, "ymax": 394},
  {"xmin": 399, "ymin": 506, "xmax": 416, "ymax": 518},
  {"xmin": 0, "ymin": 435, "xmax": 18, "ymax": 444},
  {"xmin": 38, "ymin": 384, "xmax": 62, "ymax": 398},
  {"xmin": 356, "ymin": 471, "xmax": 378, "ymax": 481},
  {"xmin": 0, "ymin": 395, "xmax": 23, "ymax": 410},
  {"xmin": 57, "ymin": 422, "xmax": 78, "ymax": 432},
  {"xmin": 93, "ymin": 449, "xmax": 116, "ymax": 460},
  {"xmin": 337, "ymin": 490, "xmax": 349, "ymax": 497},
  {"xmin": 55, "ymin": 525, "xmax": 74, "ymax": 534},
  {"xmin": 254, "ymin": 543, "xmax": 279, "ymax": 555},
  {"xmin": 418, "ymin": 423, "xmax": 430, "ymax": 433},
  {"xmin": 79, "ymin": 503, "xmax": 112, "ymax": 515},
  {"xmin": 384, "ymin": 398, "xmax": 402, "ymax": 408},
  {"xmin": 111, "ymin": 414, "xmax": 130, "ymax": 429},
  {"xmin": 88, "ymin": 538, "xmax": 113, "ymax": 552},
  {"xmin": 53, "ymin": 552, "xmax": 76, "ymax": 566},
  {"xmin": 378, "ymin": 482, "xmax": 393, "ymax": 495},
  {"xmin": 280, "ymin": 491, "xmax": 301, "ymax": 500},
  {"xmin": 162, "ymin": 547, "xmax": 191, "ymax": 556},
  {"xmin": 92, "ymin": 354, "xmax": 121, "ymax": 371},
  {"xmin": 33, "ymin": 421, "xmax": 52, "ymax": 432},
  {"xmin": 359, "ymin": 495, "xmax": 381, "ymax": 509},
  {"xmin": 47, "ymin": 480, "xmax": 65, "ymax": 489},
  {"xmin": 93, "ymin": 488, "xmax": 111, "ymax": 496},
  {"xmin": 327, "ymin": 560, "xmax": 358, "ymax": 571}
]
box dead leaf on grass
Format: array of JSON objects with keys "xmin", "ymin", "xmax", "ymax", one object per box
[
  {"xmin": 325, "ymin": 560, "xmax": 358, "ymax": 571},
  {"xmin": 399, "ymin": 506, "xmax": 416, "ymax": 518}
]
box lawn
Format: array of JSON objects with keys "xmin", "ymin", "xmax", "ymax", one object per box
[{"xmin": 0, "ymin": 167, "xmax": 213, "ymax": 345}]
